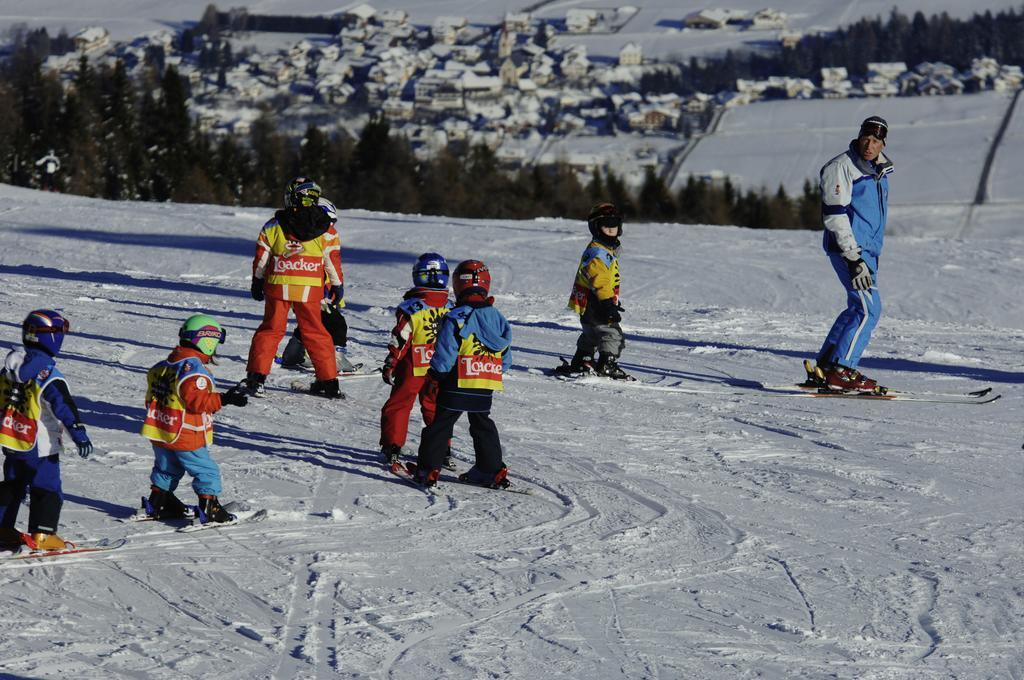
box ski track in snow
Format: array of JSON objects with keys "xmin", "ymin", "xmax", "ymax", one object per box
[{"xmin": 0, "ymin": 185, "xmax": 1021, "ymax": 677}]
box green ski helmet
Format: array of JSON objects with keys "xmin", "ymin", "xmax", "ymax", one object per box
[{"xmin": 178, "ymin": 314, "xmax": 225, "ymax": 356}]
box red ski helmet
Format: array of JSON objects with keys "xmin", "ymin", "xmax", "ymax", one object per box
[
  {"xmin": 452, "ymin": 260, "xmax": 491, "ymax": 299},
  {"xmin": 22, "ymin": 309, "xmax": 70, "ymax": 356}
]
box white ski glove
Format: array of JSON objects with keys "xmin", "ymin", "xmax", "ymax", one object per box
[{"xmin": 845, "ymin": 257, "xmax": 873, "ymax": 291}]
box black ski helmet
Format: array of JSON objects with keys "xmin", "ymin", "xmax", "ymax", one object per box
[
  {"xmin": 284, "ymin": 177, "xmax": 322, "ymax": 208},
  {"xmin": 587, "ymin": 202, "xmax": 623, "ymax": 239}
]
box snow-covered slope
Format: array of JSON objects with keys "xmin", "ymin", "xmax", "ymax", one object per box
[{"xmin": 0, "ymin": 184, "xmax": 1021, "ymax": 678}]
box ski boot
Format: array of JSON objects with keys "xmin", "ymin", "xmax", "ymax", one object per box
[
  {"xmin": 554, "ymin": 350, "xmax": 594, "ymax": 376},
  {"xmin": 309, "ymin": 379, "xmax": 344, "ymax": 399},
  {"xmin": 458, "ymin": 465, "xmax": 510, "ymax": 489},
  {"xmin": 406, "ymin": 463, "xmax": 440, "ymax": 488},
  {"xmin": 335, "ymin": 346, "xmax": 357, "ymax": 374},
  {"xmin": 143, "ymin": 485, "xmax": 195, "ymax": 520},
  {"xmin": 28, "ymin": 531, "xmax": 68, "ymax": 551},
  {"xmin": 0, "ymin": 526, "xmax": 24, "ymax": 547},
  {"xmin": 443, "ymin": 447, "xmax": 456, "ymax": 471},
  {"xmin": 381, "ymin": 444, "xmax": 402, "ymax": 467},
  {"xmin": 821, "ymin": 365, "xmax": 880, "ymax": 393},
  {"xmin": 245, "ymin": 372, "xmax": 267, "ymax": 398},
  {"xmin": 196, "ymin": 495, "xmax": 236, "ymax": 524},
  {"xmin": 595, "ymin": 354, "xmax": 630, "ymax": 380}
]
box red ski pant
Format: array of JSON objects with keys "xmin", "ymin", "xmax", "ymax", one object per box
[
  {"xmin": 247, "ymin": 297, "xmax": 337, "ymax": 381},
  {"xmin": 380, "ymin": 357, "xmax": 437, "ymax": 448}
]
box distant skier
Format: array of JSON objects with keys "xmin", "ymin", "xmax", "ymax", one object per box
[
  {"xmin": 277, "ymin": 197, "xmax": 357, "ymax": 374},
  {"xmin": 810, "ymin": 116, "xmax": 894, "ymax": 391},
  {"xmin": 379, "ymin": 253, "xmax": 453, "ymax": 467},
  {"xmin": 139, "ymin": 314, "xmax": 248, "ymax": 524},
  {"xmin": 412, "ymin": 260, "xmax": 513, "ymax": 488},
  {"xmin": 245, "ymin": 177, "xmax": 343, "ymax": 398},
  {"xmin": 0, "ymin": 310, "xmax": 92, "ymax": 551},
  {"xmin": 556, "ymin": 202, "xmax": 629, "ymax": 379},
  {"xmin": 35, "ymin": 150, "xmax": 60, "ymax": 192}
]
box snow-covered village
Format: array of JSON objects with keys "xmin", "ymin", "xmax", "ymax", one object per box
[
  {"xmin": 0, "ymin": 1, "xmax": 1022, "ymax": 679},
  {"xmin": 18, "ymin": 2, "xmax": 1024, "ymax": 185}
]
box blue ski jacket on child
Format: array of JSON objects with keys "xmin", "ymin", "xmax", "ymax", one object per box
[{"xmin": 429, "ymin": 300, "xmax": 512, "ymax": 413}]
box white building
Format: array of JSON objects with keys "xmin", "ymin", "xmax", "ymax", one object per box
[
  {"xmin": 345, "ymin": 4, "xmax": 376, "ymax": 27},
  {"xmin": 73, "ymin": 26, "xmax": 110, "ymax": 53},
  {"xmin": 684, "ymin": 9, "xmax": 731, "ymax": 30},
  {"xmin": 566, "ymin": 9, "xmax": 599, "ymax": 33},
  {"xmin": 432, "ymin": 17, "xmax": 468, "ymax": 45},
  {"xmin": 619, "ymin": 42, "xmax": 642, "ymax": 66},
  {"xmin": 504, "ymin": 12, "xmax": 532, "ymax": 33},
  {"xmin": 379, "ymin": 9, "xmax": 408, "ymax": 28},
  {"xmin": 750, "ymin": 8, "xmax": 787, "ymax": 30}
]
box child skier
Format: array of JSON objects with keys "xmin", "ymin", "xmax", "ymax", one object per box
[
  {"xmin": 412, "ymin": 260, "xmax": 513, "ymax": 488},
  {"xmin": 0, "ymin": 310, "xmax": 92, "ymax": 551},
  {"xmin": 557, "ymin": 202, "xmax": 629, "ymax": 380},
  {"xmin": 379, "ymin": 253, "xmax": 452, "ymax": 467},
  {"xmin": 139, "ymin": 314, "xmax": 248, "ymax": 524},
  {"xmin": 278, "ymin": 197, "xmax": 358, "ymax": 375}
]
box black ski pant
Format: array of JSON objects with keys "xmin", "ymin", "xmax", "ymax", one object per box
[
  {"xmin": 281, "ymin": 307, "xmax": 348, "ymax": 365},
  {"xmin": 417, "ymin": 407, "xmax": 503, "ymax": 473}
]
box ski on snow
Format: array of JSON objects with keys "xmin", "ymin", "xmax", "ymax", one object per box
[
  {"xmin": 0, "ymin": 537, "xmax": 127, "ymax": 562},
  {"xmin": 389, "ymin": 462, "xmax": 532, "ymax": 495},
  {"xmin": 177, "ymin": 507, "xmax": 269, "ymax": 533},
  {"xmin": 549, "ymin": 359, "xmax": 999, "ymax": 405}
]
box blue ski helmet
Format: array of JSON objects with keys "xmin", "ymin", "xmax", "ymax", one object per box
[
  {"xmin": 22, "ymin": 310, "xmax": 69, "ymax": 356},
  {"xmin": 178, "ymin": 314, "xmax": 225, "ymax": 356},
  {"xmin": 413, "ymin": 253, "xmax": 449, "ymax": 289}
]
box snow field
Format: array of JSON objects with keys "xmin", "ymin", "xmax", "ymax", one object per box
[{"xmin": 0, "ymin": 184, "xmax": 1020, "ymax": 678}]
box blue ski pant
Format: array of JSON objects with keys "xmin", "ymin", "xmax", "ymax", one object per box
[
  {"xmin": 150, "ymin": 445, "xmax": 222, "ymax": 497},
  {"xmin": 1, "ymin": 452, "xmax": 63, "ymax": 533},
  {"xmin": 817, "ymin": 252, "xmax": 882, "ymax": 370}
]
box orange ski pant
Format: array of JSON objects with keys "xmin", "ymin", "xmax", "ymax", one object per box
[
  {"xmin": 380, "ymin": 357, "xmax": 437, "ymax": 448},
  {"xmin": 247, "ymin": 296, "xmax": 338, "ymax": 381}
]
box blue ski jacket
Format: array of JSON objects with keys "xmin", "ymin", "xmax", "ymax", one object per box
[
  {"xmin": 429, "ymin": 299, "xmax": 512, "ymax": 413},
  {"xmin": 1, "ymin": 348, "xmax": 88, "ymax": 457},
  {"xmin": 820, "ymin": 141, "xmax": 894, "ymax": 264}
]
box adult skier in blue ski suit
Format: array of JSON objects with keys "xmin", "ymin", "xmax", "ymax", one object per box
[{"xmin": 814, "ymin": 116, "xmax": 894, "ymax": 391}]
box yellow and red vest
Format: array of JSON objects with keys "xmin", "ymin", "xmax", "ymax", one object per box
[
  {"xmin": 568, "ymin": 241, "xmax": 620, "ymax": 316},
  {"xmin": 0, "ymin": 373, "xmax": 46, "ymax": 452},
  {"xmin": 398, "ymin": 298, "xmax": 451, "ymax": 377},
  {"xmin": 140, "ymin": 358, "xmax": 215, "ymax": 449},
  {"xmin": 255, "ymin": 221, "xmax": 341, "ymax": 303},
  {"xmin": 455, "ymin": 335, "xmax": 504, "ymax": 391}
]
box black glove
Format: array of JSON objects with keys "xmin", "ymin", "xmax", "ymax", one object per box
[
  {"xmin": 251, "ymin": 277, "xmax": 265, "ymax": 301},
  {"xmin": 222, "ymin": 384, "xmax": 249, "ymax": 407},
  {"xmin": 598, "ymin": 298, "xmax": 622, "ymax": 324},
  {"xmin": 845, "ymin": 257, "xmax": 873, "ymax": 291},
  {"xmin": 70, "ymin": 424, "xmax": 92, "ymax": 459},
  {"xmin": 382, "ymin": 356, "xmax": 396, "ymax": 385}
]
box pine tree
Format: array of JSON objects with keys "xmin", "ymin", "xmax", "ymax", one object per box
[{"xmin": 637, "ymin": 167, "xmax": 676, "ymax": 221}]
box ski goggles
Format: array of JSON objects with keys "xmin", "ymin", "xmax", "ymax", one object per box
[
  {"xmin": 589, "ymin": 213, "xmax": 623, "ymax": 231},
  {"xmin": 859, "ymin": 120, "xmax": 887, "ymax": 141},
  {"xmin": 293, "ymin": 182, "xmax": 321, "ymax": 206},
  {"xmin": 25, "ymin": 318, "xmax": 70, "ymax": 334}
]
